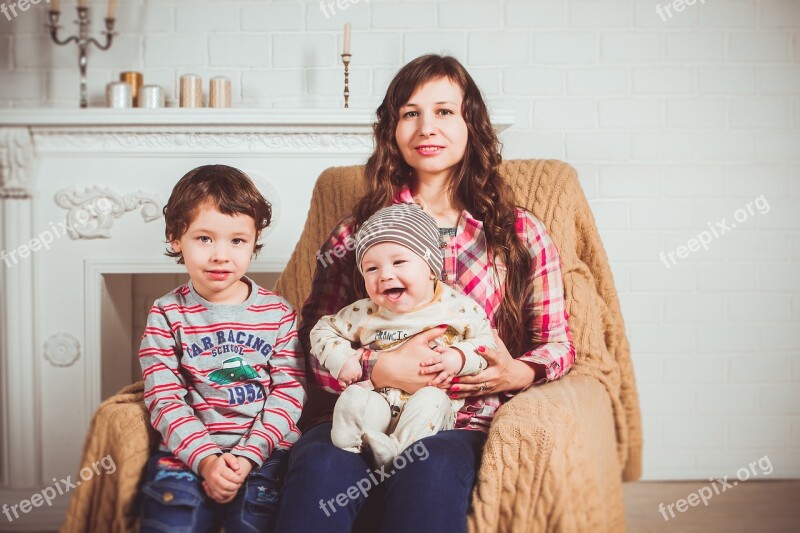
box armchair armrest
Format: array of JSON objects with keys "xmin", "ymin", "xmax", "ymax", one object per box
[
  {"xmin": 468, "ymin": 373, "xmax": 626, "ymax": 533},
  {"xmin": 62, "ymin": 382, "xmax": 156, "ymax": 533}
]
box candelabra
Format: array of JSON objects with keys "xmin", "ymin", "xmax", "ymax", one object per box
[
  {"xmin": 47, "ymin": 7, "xmax": 116, "ymax": 108},
  {"xmin": 341, "ymin": 53, "xmax": 351, "ymax": 108}
]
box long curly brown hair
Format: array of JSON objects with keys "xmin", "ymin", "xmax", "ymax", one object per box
[{"xmin": 352, "ymin": 54, "xmax": 531, "ymax": 357}]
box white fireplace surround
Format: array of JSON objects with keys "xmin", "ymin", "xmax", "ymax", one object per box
[{"xmin": 0, "ymin": 108, "xmax": 513, "ymax": 529}]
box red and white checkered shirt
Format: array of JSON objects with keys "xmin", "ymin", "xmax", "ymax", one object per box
[{"xmin": 300, "ymin": 186, "xmax": 575, "ymax": 432}]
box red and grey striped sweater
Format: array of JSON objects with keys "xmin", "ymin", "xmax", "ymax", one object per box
[{"xmin": 138, "ymin": 276, "xmax": 306, "ymax": 473}]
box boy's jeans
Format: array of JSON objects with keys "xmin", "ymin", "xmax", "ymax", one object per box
[{"xmin": 140, "ymin": 448, "xmax": 289, "ymax": 533}]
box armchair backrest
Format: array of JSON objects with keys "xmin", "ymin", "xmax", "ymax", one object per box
[
  {"xmin": 276, "ymin": 160, "xmax": 604, "ymax": 311},
  {"xmin": 274, "ymin": 159, "xmax": 642, "ymax": 480}
]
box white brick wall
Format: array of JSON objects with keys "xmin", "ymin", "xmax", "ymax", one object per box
[{"xmin": 0, "ymin": 0, "xmax": 798, "ymax": 481}]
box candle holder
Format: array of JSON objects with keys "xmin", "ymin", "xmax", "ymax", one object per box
[
  {"xmin": 341, "ymin": 53, "xmax": 351, "ymax": 109},
  {"xmin": 47, "ymin": 7, "xmax": 116, "ymax": 108}
]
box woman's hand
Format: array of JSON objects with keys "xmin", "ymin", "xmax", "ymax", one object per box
[
  {"xmin": 371, "ymin": 325, "xmax": 448, "ymax": 392},
  {"xmin": 448, "ymin": 331, "xmax": 535, "ymax": 399}
]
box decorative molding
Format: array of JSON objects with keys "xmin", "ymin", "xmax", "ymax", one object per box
[
  {"xmin": 34, "ymin": 129, "xmax": 375, "ymax": 154},
  {"xmin": 0, "ymin": 127, "xmax": 34, "ymax": 199},
  {"xmin": 54, "ymin": 186, "xmax": 162, "ymax": 239},
  {"xmin": 0, "ymin": 108, "xmax": 381, "ymax": 127},
  {"xmin": 43, "ymin": 333, "xmax": 81, "ymax": 367},
  {"xmin": 0, "ymin": 107, "xmax": 515, "ymax": 132},
  {"xmin": 0, "ymin": 108, "xmax": 515, "ymax": 155}
]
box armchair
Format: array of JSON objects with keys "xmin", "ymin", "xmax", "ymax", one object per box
[{"xmin": 62, "ymin": 159, "xmax": 641, "ymax": 533}]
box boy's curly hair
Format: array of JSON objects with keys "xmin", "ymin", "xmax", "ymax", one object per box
[{"xmin": 163, "ymin": 165, "xmax": 272, "ymax": 264}]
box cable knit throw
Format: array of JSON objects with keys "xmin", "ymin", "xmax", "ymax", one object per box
[{"xmin": 62, "ymin": 159, "xmax": 641, "ymax": 533}]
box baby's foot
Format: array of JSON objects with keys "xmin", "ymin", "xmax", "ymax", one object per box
[{"xmin": 361, "ymin": 430, "xmax": 399, "ymax": 468}]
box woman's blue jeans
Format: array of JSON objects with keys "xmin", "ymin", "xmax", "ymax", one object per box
[
  {"xmin": 139, "ymin": 449, "xmax": 289, "ymax": 533},
  {"xmin": 274, "ymin": 422, "xmax": 487, "ymax": 533}
]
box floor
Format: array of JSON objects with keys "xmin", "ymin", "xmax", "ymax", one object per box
[
  {"xmin": 624, "ymin": 480, "xmax": 800, "ymax": 532},
  {"xmin": 18, "ymin": 480, "xmax": 800, "ymax": 532}
]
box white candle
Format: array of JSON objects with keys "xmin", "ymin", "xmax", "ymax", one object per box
[
  {"xmin": 343, "ymin": 23, "xmax": 351, "ymax": 55},
  {"xmin": 107, "ymin": 0, "xmax": 116, "ymax": 18}
]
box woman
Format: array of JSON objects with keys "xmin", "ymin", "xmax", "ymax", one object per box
[{"xmin": 275, "ymin": 54, "xmax": 575, "ymax": 533}]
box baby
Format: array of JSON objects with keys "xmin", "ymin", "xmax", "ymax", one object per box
[{"xmin": 310, "ymin": 203, "xmax": 494, "ymax": 467}]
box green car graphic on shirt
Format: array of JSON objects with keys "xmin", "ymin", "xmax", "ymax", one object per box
[{"xmin": 208, "ymin": 357, "xmax": 259, "ymax": 385}]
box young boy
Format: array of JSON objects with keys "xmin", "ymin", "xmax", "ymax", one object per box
[
  {"xmin": 310, "ymin": 203, "xmax": 494, "ymax": 467},
  {"xmin": 138, "ymin": 165, "xmax": 305, "ymax": 532}
]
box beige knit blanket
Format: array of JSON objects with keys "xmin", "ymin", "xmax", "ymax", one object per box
[{"xmin": 62, "ymin": 159, "xmax": 641, "ymax": 532}]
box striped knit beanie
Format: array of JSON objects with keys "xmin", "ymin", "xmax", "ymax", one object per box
[{"xmin": 355, "ymin": 203, "xmax": 443, "ymax": 280}]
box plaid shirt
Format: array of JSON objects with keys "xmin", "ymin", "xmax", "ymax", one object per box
[{"xmin": 300, "ymin": 186, "xmax": 575, "ymax": 433}]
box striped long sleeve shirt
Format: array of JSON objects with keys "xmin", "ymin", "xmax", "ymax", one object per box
[
  {"xmin": 139, "ymin": 276, "xmax": 306, "ymax": 473},
  {"xmin": 301, "ymin": 186, "xmax": 575, "ymax": 433}
]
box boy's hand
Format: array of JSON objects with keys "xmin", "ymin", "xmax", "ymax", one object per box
[
  {"xmin": 234, "ymin": 456, "xmax": 254, "ymax": 483},
  {"xmin": 199, "ymin": 453, "xmax": 243, "ymax": 504},
  {"xmin": 337, "ymin": 353, "xmax": 363, "ymax": 388},
  {"xmin": 420, "ymin": 347, "xmax": 463, "ymax": 387}
]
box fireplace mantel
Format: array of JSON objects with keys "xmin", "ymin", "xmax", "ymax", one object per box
[
  {"xmin": 0, "ymin": 108, "xmax": 382, "ymax": 127},
  {"xmin": 0, "ymin": 108, "xmax": 515, "ymax": 529},
  {"xmin": 0, "ymin": 107, "xmax": 516, "ymax": 128},
  {"xmin": 2, "ymin": 109, "xmax": 379, "ymax": 162},
  {"xmin": 0, "ymin": 108, "xmax": 515, "ymax": 155}
]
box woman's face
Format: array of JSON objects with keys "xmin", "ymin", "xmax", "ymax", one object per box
[{"xmin": 395, "ymin": 76, "xmax": 468, "ymax": 185}]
